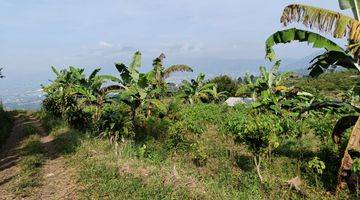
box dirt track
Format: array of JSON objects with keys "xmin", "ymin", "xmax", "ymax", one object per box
[{"xmin": 0, "ymin": 113, "xmax": 76, "ymax": 200}]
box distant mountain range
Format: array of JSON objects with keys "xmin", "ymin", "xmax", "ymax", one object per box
[{"xmin": 0, "ymin": 52, "xmax": 322, "ymax": 110}]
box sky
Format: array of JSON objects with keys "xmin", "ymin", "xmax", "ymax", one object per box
[{"xmin": 0, "ymin": 0, "xmax": 353, "ymax": 90}]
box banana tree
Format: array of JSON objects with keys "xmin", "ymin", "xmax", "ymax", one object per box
[
  {"xmin": 205, "ymin": 85, "xmax": 228, "ymax": 103},
  {"xmin": 236, "ymin": 61, "xmax": 290, "ymax": 100},
  {"xmin": 110, "ymin": 52, "xmax": 167, "ymax": 120},
  {"xmin": 266, "ymin": 3, "xmax": 360, "ymax": 74},
  {"xmin": 180, "ymin": 73, "xmax": 215, "ymax": 104},
  {"xmin": 43, "ymin": 66, "xmax": 88, "ymax": 117},
  {"xmin": 266, "ymin": 2, "xmax": 360, "ymax": 192},
  {"xmin": 148, "ymin": 53, "xmax": 193, "ymax": 97},
  {"xmin": 68, "ymin": 68, "xmax": 123, "ymax": 125}
]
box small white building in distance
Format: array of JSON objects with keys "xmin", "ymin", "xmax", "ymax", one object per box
[{"xmin": 225, "ymin": 97, "xmax": 253, "ymax": 107}]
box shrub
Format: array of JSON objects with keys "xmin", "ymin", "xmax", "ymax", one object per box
[
  {"xmin": 99, "ymin": 103, "xmax": 134, "ymax": 140},
  {"xmin": 0, "ymin": 104, "xmax": 13, "ymax": 147},
  {"xmin": 176, "ymin": 103, "xmax": 232, "ymax": 134},
  {"xmin": 207, "ymin": 75, "xmax": 239, "ymax": 96}
]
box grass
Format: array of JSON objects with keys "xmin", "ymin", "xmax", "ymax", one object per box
[
  {"xmin": 14, "ymin": 133, "xmax": 45, "ymax": 196},
  {"xmin": 46, "ymin": 120, "xmax": 354, "ymax": 199}
]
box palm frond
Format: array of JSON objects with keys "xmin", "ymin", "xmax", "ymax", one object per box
[
  {"xmin": 163, "ymin": 65, "xmax": 193, "ymax": 79},
  {"xmin": 281, "ymin": 4, "xmax": 360, "ymax": 41}
]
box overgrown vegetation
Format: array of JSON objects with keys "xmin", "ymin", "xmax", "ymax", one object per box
[
  {"xmin": 1, "ymin": 1, "xmax": 360, "ymax": 199},
  {"xmin": 0, "ymin": 103, "xmax": 13, "ymax": 147},
  {"xmin": 37, "ymin": 45, "xmax": 359, "ymax": 198}
]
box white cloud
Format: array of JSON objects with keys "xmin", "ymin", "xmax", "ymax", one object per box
[
  {"xmin": 98, "ymin": 41, "xmax": 113, "ymax": 48},
  {"xmin": 161, "ymin": 42, "xmax": 204, "ymax": 54}
]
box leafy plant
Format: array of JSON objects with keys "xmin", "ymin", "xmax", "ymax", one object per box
[
  {"xmin": 307, "ymin": 156, "xmax": 326, "ymax": 187},
  {"xmin": 180, "ymin": 73, "xmax": 215, "ymax": 104},
  {"xmin": 308, "ymin": 157, "xmax": 326, "ymax": 175},
  {"xmin": 148, "ymin": 53, "xmax": 193, "ymax": 97},
  {"xmin": 226, "ymin": 111, "xmax": 284, "ymax": 183},
  {"xmin": 111, "ymin": 51, "xmax": 167, "ymax": 121},
  {"xmin": 207, "ymin": 75, "xmax": 239, "ymax": 96},
  {"xmin": 267, "ymin": 2, "xmax": 360, "ymax": 192}
]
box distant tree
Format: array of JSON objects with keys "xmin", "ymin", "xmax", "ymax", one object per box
[
  {"xmin": 0, "ymin": 68, "xmax": 4, "ymax": 78},
  {"xmin": 207, "ymin": 75, "xmax": 238, "ymax": 96}
]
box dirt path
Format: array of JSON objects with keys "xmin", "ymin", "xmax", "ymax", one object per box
[{"xmin": 0, "ymin": 113, "xmax": 77, "ymax": 200}]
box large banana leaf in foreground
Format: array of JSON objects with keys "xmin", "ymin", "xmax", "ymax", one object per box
[
  {"xmin": 265, "ymin": 28, "xmax": 344, "ymax": 61},
  {"xmin": 281, "ymin": 4, "xmax": 360, "ymax": 41},
  {"xmin": 309, "ymin": 50, "xmax": 358, "ymax": 77},
  {"xmin": 339, "ymin": 0, "xmax": 360, "ymax": 20}
]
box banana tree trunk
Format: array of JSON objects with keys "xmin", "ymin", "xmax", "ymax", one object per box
[{"xmin": 336, "ymin": 117, "xmax": 360, "ymax": 193}]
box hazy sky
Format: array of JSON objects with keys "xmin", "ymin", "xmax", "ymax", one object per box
[{"xmin": 0, "ymin": 0, "xmax": 353, "ymax": 88}]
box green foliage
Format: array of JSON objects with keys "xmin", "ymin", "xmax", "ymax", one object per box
[
  {"xmin": 25, "ymin": 125, "xmax": 38, "ymax": 136},
  {"xmin": 191, "ymin": 141, "xmax": 209, "ymax": 167},
  {"xmin": 351, "ymin": 158, "xmax": 360, "ymax": 174},
  {"xmin": 180, "ymin": 73, "xmax": 216, "ymax": 104},
  {"xmin": 37, "ymin": 47, "xmax": 360, "ymax": 197},
  {"xmin": 226, "ymin": 111, "xmax": 282, "ymax": 155},
  {"xmin": 308, "ymin": 157, "xmax": 326, "ymax": 175},
  {"xmin": 287, "ymin": 70, "xmax": 359, "ymax": 99},
  {"xmin": 99, "ymin": 103, "xmax": 135, "ymax": 140},
  {"xmin": 207, "ymin": 75, "xmax": 238, "ymax": 96},
  {"xmin": 148, "ymin": 53, "xmax": 193, "ymax": 95},
  {"xmin": 175, "ymin": 103, "xmax": 232, "ymax": 134},
  {"xmin": 0, "ymin": 104, "xmax": 13, "ymax": 147},
  {"xmin": 308, "ymin": 51, "xmax": 357, "ymax": 77},
  {"xmin": 265, "ymin": 28, "xmax": 344, "ymax": 62}
]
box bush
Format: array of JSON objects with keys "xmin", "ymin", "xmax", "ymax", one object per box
[
  {"xmin": 176, "ymin": 103, "xmax": 233, "ymax": 134},
  {"xmin": 207, "ymin": 75, "xmax": 239, "ymax": 96},
  {"xmin": 0, "ymin": 104, "xmax": 13, "ymax": 147},
  {"xmin": 99, "ymin": 103, "xmax": 134, "ymax": 140},
  {"xmin": 226, "ymin": 111, "xmax": 282, "ymax": 155}
]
